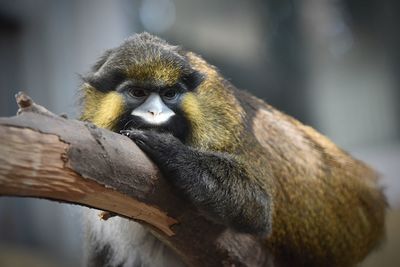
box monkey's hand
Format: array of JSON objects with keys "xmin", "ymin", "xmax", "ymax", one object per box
[
  {"xmin": 120, "ymin": 129, "xmax": 271, "ymax": 236},
  {"xmin": 120, "ymin": 129, "xmax": 185, "ymax": 163}
]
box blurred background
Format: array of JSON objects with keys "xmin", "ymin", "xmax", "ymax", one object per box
[{"xmin": 0, "ymin": 0, "xmax": 399, "ymax": 266}]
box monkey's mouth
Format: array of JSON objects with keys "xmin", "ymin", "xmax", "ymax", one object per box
[
  {"xmin": 118, "ymin": 115, "xmax": 168, "ymax": 132},
  {"xmin": 117, "ymin": 114, "xmax": 189, "ymax": 141}
]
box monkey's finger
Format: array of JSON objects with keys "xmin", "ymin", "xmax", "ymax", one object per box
[
  {"xmin": 120, "ymin": 130, "xmax": 131, "ymax": 136},
  {"xmin": 120, "ymin": 129, "xmax": 143, "ymax": 137},
  {"xmin": 122, "ymin": 130, "xmax": 150, "ymax": 143}
]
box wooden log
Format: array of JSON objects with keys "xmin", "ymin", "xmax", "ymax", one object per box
[{"xmin": 0, "ymin": 92, "xmax": 270, "ymax": 267}]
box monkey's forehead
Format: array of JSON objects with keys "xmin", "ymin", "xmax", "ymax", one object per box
[
  {"xmin": 103, "ymin": 45, "xmax": 191, "ymax": 84},
  {"xmin": 110, "ymin": 33, "xmax": 185, "ymax": 67},
  {"xmin": 86, "ymin": 33, "xmax": 204, "ymax": 90}
]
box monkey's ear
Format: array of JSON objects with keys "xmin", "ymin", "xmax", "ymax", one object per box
[
  {"xmin": 81, "ymin": 49, "xmax": 126, "ymax": 92},
  {"xmin": 91, "ymin": 49, "xmax": 114, "ymax": 72},
  {"xmin": 82, "ymin": 68, "xmax": 125, "ymax": 92},
  {"xmin": 182, "ymin": 71, "xmax": 204, "ymax": 91}
]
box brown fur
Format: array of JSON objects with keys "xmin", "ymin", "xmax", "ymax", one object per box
[
  {"xmin": 81, "ymin": 33, "xmax": 386, "ymax": 267},
  {"xmin": 182, "ymin": 53, "xmax": 386, "ymax": 267}
]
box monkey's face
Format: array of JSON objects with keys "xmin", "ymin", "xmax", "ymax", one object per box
[
  {"xmin": 80, "ymin": 34, "xmax": 203, "ymax": 141},
  {"xmin": 113, "ymin": 82, "xmax": 193, "ymax": 141}
]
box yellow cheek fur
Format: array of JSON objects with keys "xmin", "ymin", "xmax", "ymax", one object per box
[
  {"xmin": 181, "ymin": 92, "xmax": 244, "ymax": 152},
  {"xmin": 180, "ymin": 93, "xmax": 206, "ymax": 145},
  {"xmin": 81, "ymin": 85, "xmax": 125, "ymax": 130},
  {"xmin": 92, "ymin": 92, "xmax": 125, "ymax": 130}
]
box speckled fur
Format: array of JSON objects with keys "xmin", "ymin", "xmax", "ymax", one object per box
[
  {"xmin": 84, "ymin": 208, "xmax": 184, "ymax": 267},
  {"xmin": 80, "ymin": 32, "xmax": 386, "ymax": 267}
]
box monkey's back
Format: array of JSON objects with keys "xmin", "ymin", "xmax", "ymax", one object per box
[{"xmin": 234, "ymin": 89, "xmax": 386, "ymax": 267}]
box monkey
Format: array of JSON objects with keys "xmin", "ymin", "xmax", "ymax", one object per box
[{"xmin": 80, "ymin": 32, "xmax": 386, "ymax": 267}]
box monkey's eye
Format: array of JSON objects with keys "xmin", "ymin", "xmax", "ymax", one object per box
[
  {"xmin": 162, "ymin": 88, "xmax": 179, "ymax": 101},
  {"xmin": 129, "ymin": 88, "xmax": 148, "ymax": 98}
]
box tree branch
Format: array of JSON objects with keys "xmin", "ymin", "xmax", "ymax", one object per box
[{"xmin": 0, "ymin": 92, "xmax": 270, "ymax": 267}]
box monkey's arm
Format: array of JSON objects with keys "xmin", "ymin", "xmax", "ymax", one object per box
[{"xmin": 121, "ymin": 129, "xmax": 271, "ymax": 236}]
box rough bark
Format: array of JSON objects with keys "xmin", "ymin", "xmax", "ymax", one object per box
[{"xmin": 0, "ymin": 92, "xmax": 271, "ymax": 267}]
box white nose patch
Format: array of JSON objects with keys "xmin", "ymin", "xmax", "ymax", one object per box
[{"xmin": 131, "ymin": 93, "xmax": 175, "ymax": 124}]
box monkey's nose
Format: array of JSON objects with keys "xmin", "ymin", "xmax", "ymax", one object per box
[{"xmin": 148, "ymin": 110, "xmax": 161, "ymax": 116}]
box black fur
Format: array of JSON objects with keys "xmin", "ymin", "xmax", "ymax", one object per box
[
  {"xmin": 121, "ymin": 129, "xmax": 270, "ymax": 235},
  {"xmin": 181, "ymin": 71, "xmax": 204, "ymax": 91},
  {"xmin": 87, "ymin": 242, "xmax": 115, "ymax": 267},
  {"xmin": 84, "ymin": 33, "xmax": 270, "ymax": 267},
  {"xmin": 82, "ymin": 32, "xmax": 386, "ymax": 267}
]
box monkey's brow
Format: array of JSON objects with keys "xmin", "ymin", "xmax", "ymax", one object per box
[
  {"xmin": 113, "ymin": 67, "xmax": 201, "ymax": 91},
  {"xmin": 117, "ymin": 79, "xmax": 187, "ymax": 93},
  {"xmin": 85, "ymin": 68, "xmax": 202, "ymax": 93}
]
